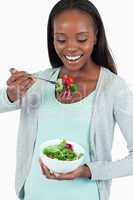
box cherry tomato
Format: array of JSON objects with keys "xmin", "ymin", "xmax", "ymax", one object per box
[
  {"xmin": 62, "ymin": 75, "xmax": 74, "ymax": 85},
  {"xmin": 65, "ymin": 143, "xmax": 73, "ymax": 150},
  {"xmin": 67, "ymin": 76, "xmax": 74, "ymax": 84}
]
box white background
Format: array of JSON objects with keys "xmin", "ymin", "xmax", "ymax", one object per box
[{"xmin": 0, "ymin": 0, "xmax": 133, "ymax": 199}]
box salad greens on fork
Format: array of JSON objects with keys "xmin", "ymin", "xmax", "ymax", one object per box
[{"xmin": 28, "ymin": 73, "xmax": 78, "ymax": 98}]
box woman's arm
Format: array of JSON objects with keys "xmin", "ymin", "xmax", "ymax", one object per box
[
  {"xmin": 0, "ymin": 87, "xmax": 21, "ymax": 113},
  {"xmin": 85, "ymin": 77, "xmax": 133, "ymax": 180},
  {"xmin": 0, "ymin": 68, "xmax": 54, "ymax": 113},
  {"xmin": 0, "ymin": 69, "xmax": 45, "ymax": 113}
]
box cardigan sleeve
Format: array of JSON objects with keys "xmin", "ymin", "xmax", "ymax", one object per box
[
  {"xmin": 0, "ymin": 86, "xmax": 21, "ymax": 113},
  {"xmin": 0, "ymin": 68, "xmax": 51, "ymax": 113},
  {"xmin": 85, "ymin": 76, "xmax": 133, "ymax": 180}
]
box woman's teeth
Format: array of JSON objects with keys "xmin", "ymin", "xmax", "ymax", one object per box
[{"xmin": 65, "ymin": 55, "xmax": 82, "ymax": 61}]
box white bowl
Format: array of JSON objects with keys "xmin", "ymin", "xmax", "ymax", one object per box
[{"xmin": 39, "ymin": 139, "xmax": 85, "ymax": 173}]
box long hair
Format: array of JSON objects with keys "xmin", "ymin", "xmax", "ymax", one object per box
[{"xmin": 47, "ymin": 0, "xmax": 117, "ymax": 74}]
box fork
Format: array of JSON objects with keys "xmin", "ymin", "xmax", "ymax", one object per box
[{"xmin": 27, "ymin": 74, "xmax": 57, "ymax": 85}]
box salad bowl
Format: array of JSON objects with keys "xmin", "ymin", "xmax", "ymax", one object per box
[{"xmin": 39, "ymin": 139, "xmax": 85, "ymax": 173}]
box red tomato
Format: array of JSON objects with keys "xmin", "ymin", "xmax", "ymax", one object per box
[
  {"xmin": 67, "ymin": 76, "xmax": 74, "ymax": 84},
  {"xmin": 65, "ymin": 143, "xmax": 73, "ymax": 150},
  {"xmin": 62, "ymin": 75, "xmax": 74, "ymax": 85}
]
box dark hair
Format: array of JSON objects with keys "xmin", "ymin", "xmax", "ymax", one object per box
[{"xmin": 47, "ymin": 0, "xmax": 117, "ymax": 74}]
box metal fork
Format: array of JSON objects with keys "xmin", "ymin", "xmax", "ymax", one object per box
[{"xmin": 27, "ymin": 74, "xmax": 57, "ymax": 85}]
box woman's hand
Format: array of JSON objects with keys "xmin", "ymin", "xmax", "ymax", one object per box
[
  {"xmin": 39, "ymin": 158, "xmax": 91, "ymax": 180},
  {"xmin": 6, "ymin": 68, "xmax": 37, "ymax": 102}
]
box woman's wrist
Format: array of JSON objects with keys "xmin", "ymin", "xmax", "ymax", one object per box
[{"xmin": 83, "ymin": 164, "xmax": 92, "ymax": 179}]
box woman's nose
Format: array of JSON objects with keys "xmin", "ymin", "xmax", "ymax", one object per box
[{"xmin": 65, "ymin": 40, "xmax": 78, "ymax": 53}]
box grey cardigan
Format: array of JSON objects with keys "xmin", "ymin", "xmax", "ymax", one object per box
[{"xmin": 0, "ymin": 66, "xmax": 133, "ymax": 200}]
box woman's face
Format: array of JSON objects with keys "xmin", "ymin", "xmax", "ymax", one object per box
[{"xmin": 53, "ymin": 9, "xmax": 97, "ymax": 72}]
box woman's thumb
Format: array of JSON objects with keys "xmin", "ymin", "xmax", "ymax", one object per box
[{"xmin": 10, "ymin": 68, "xmax": 18, "ymax": 74}]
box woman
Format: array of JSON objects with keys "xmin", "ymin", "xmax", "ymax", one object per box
[{"xmin": 1, "ymin": 0, "xmax": 133, "ymax": 200}]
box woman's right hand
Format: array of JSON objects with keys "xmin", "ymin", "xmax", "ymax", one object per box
[{"xmin": 6, "ymin": 68, "xmax": 37, "ymax": 102}]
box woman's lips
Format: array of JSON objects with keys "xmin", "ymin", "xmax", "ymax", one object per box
[{"xmin": 63, "ymin": 55, "xmax": 83, "ymax": 64}]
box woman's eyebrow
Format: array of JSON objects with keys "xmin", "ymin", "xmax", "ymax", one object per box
[{"xmin": 54, "ymin": 32, "xmax": 89, "ymax": 35}]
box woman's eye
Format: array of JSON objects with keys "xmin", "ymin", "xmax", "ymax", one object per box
[
  {"xmin": 56, "ymin": 40, "xmax": 66, "ymax": 43},
  {"xmin": 55, "ymin": 39, "xmax": 87, "ymax": 43},
  {"xmin": 78, "ymin": 39, "xmax": 88, "ymax": 43}
]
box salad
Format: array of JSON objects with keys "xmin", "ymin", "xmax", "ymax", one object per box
[
  {"xmin": 55, "ymin": 74, "xmax": 78, "ymax": 98},
  {"xmin": 42, "ymin": 139, "xmax": 84, "ymax": 161}
]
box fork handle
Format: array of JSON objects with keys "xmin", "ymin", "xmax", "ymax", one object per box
[{"xmin": 28, "ymin": 74, "xmax": 57, "ymax": 85}]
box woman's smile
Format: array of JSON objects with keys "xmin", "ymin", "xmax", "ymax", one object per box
[{"xmin": 63, "ymin": 54, "xmax": 84, "ymax": 65}]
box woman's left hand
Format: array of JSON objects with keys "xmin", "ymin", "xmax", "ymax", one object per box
[{"xmin": 39, "ymin": 158, "xmax": 91, "ymax": 180}]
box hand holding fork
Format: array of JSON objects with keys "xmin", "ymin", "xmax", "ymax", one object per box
[{"xmin": 6, "ymin": 68, "xmax": 56, "ymax": 103}]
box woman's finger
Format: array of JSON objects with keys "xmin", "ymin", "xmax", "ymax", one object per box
[
  {"xmin": 11, "ymin": 76, "xmax": 29, "ymax": 87},
  {"xmin": 54, "ymin": 171, "xmax": 76, "ymax": 180},
  {"xmin": 42, "ymin": 163, "xmax": 54, "ymax": 178},
  {"xmin": 39, "ymin": 159, "xmax": 46, "ymax": 175},
  {"xmin": 16, "ymin": 77, "xmax": 33, "ymax": 88},
  {"xmin": 18, "ymin": 80, "xmax": 35, "ymax": 97},
  {"xmin": 7, "ymin": 73, "xmax": 27, "ymax": 85},
  {"xmin": 54, "ymin": 166, "xmax": 83, "ymax": 180},
  {"xmin": 7, "ymin": 74, "xmax": 36, "ymax": 88},
  {"xmin": 10, "ymin": 68, "xmax": 18, "ymax": 74},
  {"xmin": 21, "ymin": 78, "xmax": 33, "ymax": 89},
  {"xmin": 22, "ymin": 79, "xmax": 35, "ymax": 94},
  {"xmin": 39, "ymin": 158, "xmax": 56, "ymax": 179}
]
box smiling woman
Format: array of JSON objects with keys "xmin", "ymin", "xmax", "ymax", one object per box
[
  {"xmin": 1, "ymin": 0, "xmax": 133, "ymax": 200},
  {"xmin": 23, "ymin": 1, "xmax": 117, "ymax": 200}
]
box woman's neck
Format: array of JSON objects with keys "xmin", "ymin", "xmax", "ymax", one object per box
[{"xmin": 60, "ymin": 62, "xmax": 100, "ymax": 82}]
